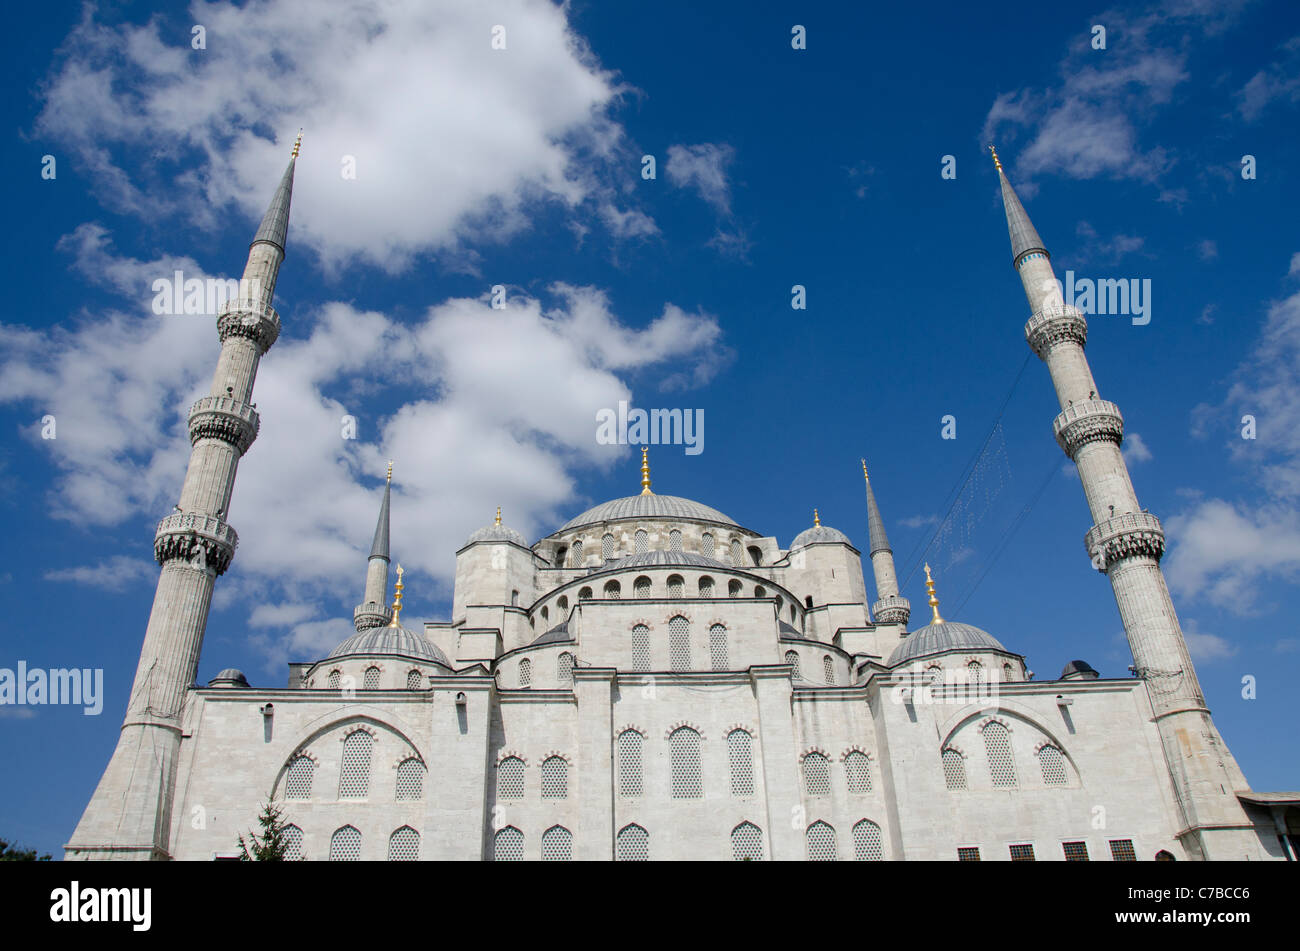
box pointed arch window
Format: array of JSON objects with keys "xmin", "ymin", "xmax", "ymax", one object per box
[
  {"xmin": 616, "ymin": 824, "xmax": 648, "ymax": 861},
  {"xmin": 541, "ymin": 825, "xmax": 572, "ymax": 861},
  {"xmin": 338, "ymin": 731, "xmax": 373, "ymax": 799},
  {"xmin": 729, "ymin": 539, "xmax": 742, "ymax": 565},
  {"xmin": 844, "ymin": 751, "xmax": 871, "ymax": 794},
  {"xmin": 284, "ymin": 755, "xmax": 314, "ymax": 800},
  {"xmin": 983, "ymin": 722, "xmax": 1017, "ymax": 787},
  {"xmin": 282, "ymin": 823, "xmax": 303, "ymax": 860},
  {"xmin": 363, "ymin": 666, "xmax": 380, "ymax": 690},
  {"xmin": 941, "ymin": 748, "xmax": 967, "ymax": 790},
  {"xmin": 388, "ymin": 826, "xmax": 420, "ymax": 861},
  {"xmin": 669, "ymin": 529, "xmax": 682, "ymax": 552},
  {"xmin": 785, "ymin": 650, "xmax": 802, "ymax": 680},
  {"xmin": 802, "ymin": 752, "xmax": 831, "ymax": 797},
  {"xmin": 557, "ymin": 595, "xmax": 568, "ymax": 612},
  {"xmin": 1038, "ymin": 744, "xmax": 1068, "ymax": 786},
  {"xmin": 541, "ymin": 756, "xmax": 569, "ymax": 799},
  {"xmin": 557, "ymin": 652, "xmax": 574, "ymax": 686},
  {"xmin": 632, "ymin": 624, "xmax": 651, "ymax": 671},
  {"xmin": 670, "ymin": 726, "xmax": 702, "ymax": 798},
  {"xmin": 806, "ymin": 821, "xmax": 837, "ymax": 861},
  {"xmin": 698, "ymin": 576, "xmax": 715, "ymax": 598},
  {"xmin": 852, "ymin": 819, "xmax": 883, "ymax": 861},
  {"xmin": 395, "ymin": 757, "xmax": 425, "ymax": 800},
  {"xmin": 327, "ymin": 669, "xmax": 341, "ymax": 689},
  {"xmin": 748, "ymin": 546, "xmax": 763, "ymax": 566},
  {"xmin": 406, "ymin": 669, "xmax": 422, "ymax": 690},
  {"xmin": 754, "ymin": 585, "xmax": 767, "ymax": 598},
  {"xmin": 494, "ymin": 826, "xmax": 524, "ymax": 861},
  {"xmin": 602, "ymin": 533, "xmax": 615, "ymax": 560},
  {"xmin": 669, "ymin": 615, "xmax": 691, "ymax": 670},
  {"xmin": 604, "ymin": 580, "xmax": 621, "ymax": 600},
  {"xmin": 329, "ymin": 825, "xmax": 362, "ymax": 861},
  {"xmin": 823, "ymin": 656, "xmax": 836, "ymax": 685},
  {"xmin": 618, "ymin": 729, "xmax": 644, "ymax": 798},
  {"xmin": 709, "ymin": 623, "xmax": 729, "ymax": 670},
  {"xmin": 634, "ymin": 529, "xmax": 648, "ymax": 555},
  {"xmin": 571, "ymin": 540, "xmax": 583, "ymax": 567},
  {"xmin": 967, "ymin": 660, "xmax": 984, "ymax": 685},
  {"xmin": 518, "ymin": 657, "xmax": 531, "ymax": 687},
  {"xmin": 667, "ymin": 574, "xmax": 684, "ymax": 599},
  {"xmin": 732, "ymin": 822, "xmax": 763, "ymax": 861},
  {"xmin": 701, "ymin": 532, "xmax": 715, "ymax": 557},
  {"xmin": 634, "ymin": 575, "xmax": 651, "ymax": 598},
  {"xmin": 496, "ymin": 756, "xmax": 525, "ymax": 799},
  {"xmin": 578, "ymin": 586, "xmax": 592, "ymax": 600},
  {"xmin": 728, "ymin": 729, "xmax": 754, "ymax": 797},
  {"xmin": 728, "ymin": 580, "xmax": 742, "ymax": 598}
]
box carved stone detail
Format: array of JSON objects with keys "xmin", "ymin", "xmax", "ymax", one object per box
[
  {"xmin": 1025, "ymin": 304, "xmax": 1087, "ymax": 358},
  {"xmin": 216, "ymin": 297, "xmax": 280, "ymax": 353},
  {"xmin": 1053, "ymin": 399, "xmax": 1124, "ymax": 458},
  {"xmin": 1084, "ymin": 512, "xmax": 1165, "ymax": 571},
  {"xmin": 188, "ymin": 396, "xmax": 260, "ymax": 455},
  {"xmin": 873, "ymin": 595, "xmax": 911, "ymax": 626},
  {"xmin": 154, "ymin": 512, "xmax": 238, "ymax": 575},
  {"xmin": 354, "ymin": 602, "xmax": 392, "ymax": 632}
]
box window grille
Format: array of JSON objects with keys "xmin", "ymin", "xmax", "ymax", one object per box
[
  {"xmin": 541, "ymin": 756, "xmax": 569, "ymax": 799},
  {"xmin": 558, "ymin": 652, "xmax": 574, "ymax": 685},
  {"xmin": 698, "ymin": 576, "xmax": 714, "ymax": 598},
  {"xmin": 1109, "ymin": 839, "xmax": 1137, "ymax": 862},
  {"xmin": 669, "ymin": 616, "xmax": 691, "ymax": 671},
  {"xmin": 701, "ymin": 533, "xmax": 714, "ymax": 557},
  {"xmin": 338, "ymin": 731, "xmax": 373, "ymax": 799},
  {"xmin": 728, "ymin": 730, "xmax": 754, "ymax": 797},
  {"xmin": 1039, "ymin": 745, "xmax": 1067, "ymax": 786},
  {"xmin": 853, "ymin": 819, "xmax": 883, "ymax": 861},
  {"xmin": 729, "ymin": 539, "xmax": 742, "ymax": 565},
  {"xmin": 604, "ymin": 580, "xmax": 621, "ymax": 599},
  {"xmin": 667, "ymin": 575, "xmax": 684, "ymax": 598},
  {"xmin": 618, "ymin": 730, "xmax": 643, "ymax": 798},
  {"xmin": 602, "ymin": 533, "xmax": 615, "ymax": 560},
  {"xmin": 497, "ymin": 757, "xmax": 525, "ymax": 799},
  {"xmin": 802, "ymin": 752, "xmax": 831, "ymax": 797},
  {"xmin": 670, "ymin": 727, "xmax": 702, "ymax": 798},
  {"xmin": 578, "ymin": 587, "xmax": 592, "ymax": 600},
  {"xmin": 395, "ymin": 758, "xmax": 424, "ymax": 800},
  {"xmin": 632, "ymin": 624, "xmax": 651, "ymax": 671},
  {"xmin": 983, "ymin": 722, "xmax": 1017, "ymax": 787},
  {"xmin": 634, "ymin": 576, "xmax": 651, "ymax": 598},
  {"xmin": 823, "ymin": 656, "xmax": 836, "ymax": 685},
  {"xmin": 669, "ymin": 529, "xmax": 682, "ymax": 552},
  {"xmin": 635, "ymin": 529, "xmax": 648, "ymax": 555},
  {"xmin": 941, "ymin": 749, "xmax": 967, "ymax": 790},
  {"xmin": 844, "ymin": 751, "xmax": 871, "ymax": 794},
  {"xmin": 327, "ymin": 669, "xmax": 340, "ymax": 689},
  {"xmin": 728, "ymin": 580, "xmax": 742, "ymax": 598},
  {"xmin": 558, "ymin": 596, "xmax": 568, "ymax": 611},
  {"xmin": 541, "ymin": 825, "xmax": 572, "ymax": 861},
  {"xmin": 406, "ymin": 669, "xmax": 422, "ymax": 690},
  {"xmin": 1003, "ymin": 662, "xmax": 1014, "ymax": 682},
  {"xmin": 571, "ymin": 541, "xmax": 583, "ymax": 567},
  {"xmin": 616, "ymin": 824, "xmax": 648, "ymax": 861},
  {"xmin": 329, "ymin": 825, "xmax": 362, "ymax": 861},
  {"xmin": 957, "ymin": 846, "xmax": 980, "ymax": 862},
  {"xmin": 806, "ymin": 821, "xmax": 837, "ymax": 861},
  {"xmin": 1009, "ymin": 844, "xmax": 1036, "ymax": 861},
  {"xmin": 282, "ymin": 824, "xmax": 303, "ymax": 860},
  {"xmin": 709, "ymin": 624, "xmax": 728, "ymax": 670},
  {"xmin": 518, "ymin": 658, "xmax": 531, "ymax": 687},
  {"xmin": 967, "ymin": 660, "xmax": 983, "ymax": 685},
  {"xmin": 364, "ymin": 666, "xmax": 380, "ymax": 689},
  {"xmin": 284, "ymin": 756, "xmax": 314, "ymax": 800},
  {"xmin": 495, "ymin": 826, "xmax": 524, "ymax": 861},
  {"xmin": 388, "ymin": 826, "xmax": 420, "ymax": 861},
  {"xmin": 1062, "ymin": 841, "xmax": 1089, "ymax": 861},
  {"xmin": 732, "ymin": 822, "xmax": 763, "ymax": 861},
  {"xmin": 785, "ymin": 650, "xmax": 802, "ymax": 680}
]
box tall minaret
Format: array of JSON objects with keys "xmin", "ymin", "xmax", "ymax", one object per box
[
  {"xmin": 863, "ymin": 460, "xmax": 910, "ymax": 627},
  {"xmin": 66, "ymin": 137, "xmax": 301, "ymax": 861},
  {"xmin": 992, "ymin": 148, "xmax": 1261, "ymax": 860},
  {"xmin": 354, "ymin": 462, "xmax": 394, "ymax": 631}
]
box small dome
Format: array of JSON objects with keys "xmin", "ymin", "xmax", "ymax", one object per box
[
  {"xmin": 466, "ymin": 521, "xmax": 528, "ymax": 547},
  {"xmin": 1060, "ymin": 659, "xmax": 1099, "ymax": 680},
  {"xmin": 559, "ymin": 494, "xmax": 738, "ymax": 532},
  {"xmin": 790, "ymin": 524, "xmax": 853, "ymax": 549},
  {"xmin": 327, "ymin": 624, "xmax": 450, "ymax": 666},
  {"xmin": 208, "ymin": 668, "xmax": 249, "ymax": 688},
  {"xmin": 888, "ymin": 620, "xmax": 1008, "ymax": 666}
]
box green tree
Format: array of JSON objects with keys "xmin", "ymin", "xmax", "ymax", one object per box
[
  {"xmin": 0, "ymin": 839, "xmax": 52, "ymax": 861},
  {"xmin": 237, "ymin": 802, "xmax": 293, "ymax": 861}
]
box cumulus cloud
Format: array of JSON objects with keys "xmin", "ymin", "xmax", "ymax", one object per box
[
  {"xmin": 1122, "ymin": 432, "xmax": 1153, "ymax": 464},
  {"xmin": 44, "ymin": 555, "xmax": 157, "ymax": 592},
  {"xmin": 665, "ymin": 143, "xmax": 736, "ymax": 213},
  {"xmin": 1236, "ymin": 35, "xmax": 1300, "ymax": 120},
  {"xmin": 1181, "ymin": 620, "xmax": 1237, "ymax": 662},
  {"xmin": 1165, "ymin": 499, "xmax": 1300, "ymax": 611}
]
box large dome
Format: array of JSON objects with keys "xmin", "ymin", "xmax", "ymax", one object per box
[
  {"xmin": 559, "ymin": 494, "xmax": 739, "ymax": 532},
  {"xmin": 327, "ymin": 624, "xmax": 451, "ymax": 667},
  {"xmin": 887, "ymin": 620, "xmax": 1008, "ymax": 666},
  {"xmin": 601, "ymin": 550, "xmax": 730, "ymax": 571}
]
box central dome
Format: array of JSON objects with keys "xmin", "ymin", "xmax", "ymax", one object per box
[{"xmin": 559, "ymin": 494, "xmax": 739, "ymax": 532}]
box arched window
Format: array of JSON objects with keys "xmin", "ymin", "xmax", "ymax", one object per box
[
  {"xmin": 728, "ymin": 729, "xmax": 754, "ymax": 797},
  {"xmin": 406, "ymin": 669, "xmax": 422, "ymax": 690},
  {"xmin": 618, "ymin": 729, "xmax": 643, "ymax": 798},
  {"xmin": 602, "ymin": 533, "xmax": 615, "ymax": 560},
  {"xmin": 604, "ymin": 580, "xmax": 621, "ymax": 600},
  {"xmin": 518, "ymin": 658, "xmax": 531, "ymax": 687},
  {"xmin": 634, "ymin": 529, "xmax": 648, "ymax": 555},
  {"xmin": 823, "ymin": 656, "xmax": 836, "ymax": 685},
  {"xmin": 701, "ymin": 532, "xmax": 715, "ymax": 557},
  {"xmin": 728, "ymin": 580, "xmax": 742, "ymax": 598},
  {"xmin": 729, "ymin": 539, "xmax": 742, "ymax": 565},
  {"xmin": 669, "ymin": 529, "xmax": 682, "ymax": 552},
  {"xmin": 632, "ymin": 624, "xmax": 651, "ymax": 671},
  {"xmin": 754, "ymin": 585, "xmax": 767, "ymax": 598},
  {"xmin": 983, "ymin": 722, "xmax": 1017, "ymax": 787},
  {"xmin": 496, "ymin": 756, "xmax": 525, "ymax": 799},
  {"xmin": 329, "ymin": 825, "xmax": 362, "ymax": 861},
  {"xmin": 494, "ymin": 826, "xmax": 524, "ymax": 861},
  {"xmin": 555, "ymin": 546, "xmax": 567, "ymax": 567},
  {"xmin": 804, "ymin": 596, "xmax": 813, "ymax": 608},
  {"xmin": 785, "ymin": 650, "xmax": 802, "ymax": 680},
  {"xmin": 667, "ymin": 574, "xmax": 684, "ymax": 598},
  {"xmin": 670, "ymin": 726, "xmax": 702, "ymax": 798},
  {"xmin": 1039, "ymin": 745, "xmax": 1068, "ymax": 786},
  {"xmin": 852, "ymin": 819, "xmax": 883, "ymax": 861},
  {"xmin": 388, "ymin": 826, "xmax": 420, "ymax": 861},
  {"xmin": 806, "ymin": 821, "xmax": 837, "ymax": 861},
  {"xmin": 634, "ymin": 576, "xmax": 651, "ymax": 598},
  {"xmin": 541, "ymin": 825, "xmax": 572, "ymax": 861},
  {"xmin": 616, "ymin": 824, "xmax": 648, "ymax": 861},
  {"xmin": 669, "ymin": 615, "xmax": 691, "ymax": 671},
  {"xmin": 941, "ymin": 749, "xmax": 967, "ymax": 790},
  {"xmin": 967, "ymin": 660, "xmax": 984, "ymax": 685},
  {"xmin": 790, "ymin": 604, "xmax": 797, "ymax": 623},
  {"xmin": 338, "ymin": 731, "xmax": 373, "ymax": 799},
  {"xmin": 698, "ymin": 576, "xmax": 714, "ymax": 598},
  {"xmin": 748, "ymin": 546, "xmax": 762, "ymax": 566},
  {"xmin": 709, "ymin": 623, "xmax": 728, "ymax": 670},
  {"xmin": 327, "ymin": 669, "xmax": 341, "ymax": 689},
  {"xmin": 282, "ymin": 824, "xmax": 303, "ymax": 860},
  {"xmin": 571, "ymin": 540, "xmax": 583, "ymax": 567},
  {"xmin": 541, "ymin": 606, "xmax": 549, "ymax": 622},
  {"xmin": 578, "ymin": 587, "xmax": 592, "ymax": 600},
  {"xmin": 802, "ymin": 752, "xmax": 831, "ymax": 797},
  {"xmin": 844, "ymin": 751, "xmax": 871, "ymax": 794},
  {"xmin": 284, "ymin": 755, "xmax": 314, "ymax": 800},
  {"xmin": 557, "ymin": 595, "xmax": 568, "ymax": 611},
  {"xmin": 557, "ymin": 652, "xmax": 574, "ymax": 685},
  {"xmin": 541, "ymin": 756, "xmax": 569, "ymax": 799},
  {"xmin": 395, "ymin": 757, "xmax": 425, "ymax": 800},
  {"xmin": 732, "ymin": 822, "xmax": 763, "ymax": 861},
  {"xmin": 510, "ymin": 590, "xmax": 519, "ymax": 606},
  {"xmin": 1003, "ymin": 662, "xmax": 1014, "ymax": 682}
]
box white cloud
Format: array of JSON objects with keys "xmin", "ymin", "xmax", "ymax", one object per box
[
  {"xmin": 44, "ymin": 556, "xmax": 157, "ymax": 592},
  {"xmin": 1198, "ymin": 239, "xmax": 1218, "ymax": 261},
  {"xmin": 900, "ymin": 514, "xmax": 940, "ymax": 529},
  {"xmin": 666, "ymin": 143, "xmax": 735, "ymax": 213},
  {"xmin": 1181, "ymin": 621, "xmax": 1237, "ymax": 662},
  {"xmin": 1236, "ymin": 35, "xmax": 1300, "ymax": 121},
  {"xmin": 1122, "ymin": 432, "xmax": 1153, "ymax": 463},
  {"xmin": 1164, "ymin": 499, "xmax": 1300, "ymax": 611}
]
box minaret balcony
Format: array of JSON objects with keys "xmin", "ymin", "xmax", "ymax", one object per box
[
  {"xmin": 1084, "ymin": 511, "xmax": 1165, "ymax": 572},
  {"xmin": 187, "ymin": 395, "xmax": 260, "ymax": 455},
  {"xmin": 1053, "ymin": 399, "xmax": 1124, "ymax": 458},
  {"xmin": 154, "ymin": 512, "xmax": 239, "ymax": 575},
  {"xmin": 1025, "ymin": 304, "xmax": 1088, "ymax": 358},
  {"xmin": 354, "ymin": 602, "xmax": 393, "ymax": 632},
  {"xmin": 872, "ymin": 595, "xmax": 911, "ymax": 625},
  {"xmin": 216, "ymin": 297, "xmax": 281, "ymax": 354}
]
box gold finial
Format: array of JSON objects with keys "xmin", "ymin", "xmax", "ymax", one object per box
[
  {"xmin": 813, "ymin": 508, "xmax": 821, "ymax": 526},
  {"xmin": 640, "ymin": 446, "xmax": 653, "ymax": 495},
  {"xmin": 386, "ymin": 460, "xmax": 393, "ymax": 484},
  {"xmin": 388, "ymin": 564, "xmax": 404, "ymax": 626},
  {"xmin": 291, "ymin": 129, "xmax": 303, "ymax": 158},
  {"xmin": 861, "ymin": 458, "xmax": 869, "ymax": 482},
  {"xmin": 495, "ymin": 506, "xmax": 502, "ymax": 527},
  {"xmin": 924, "ymin": 562, "xmax": 945, "ymax": 625},
  {"xmin": 988, "ymin": 144, "xmax": 1002, "ymax": 172}
]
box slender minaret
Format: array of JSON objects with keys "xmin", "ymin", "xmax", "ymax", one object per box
[
  {"xmin": 354, "ymin": 462, "xmax": 394, "ymax": 631},
  {"xmin": 992, "ymin": 147, "xmax": 1260, "ymax": 859},
  {"xmin": 66, "ymin": 137, "xmax": 301, "ymax": 861},
  {"xmin": 863, "ymin": 460, "xmax": 910, "ymax": 627}
]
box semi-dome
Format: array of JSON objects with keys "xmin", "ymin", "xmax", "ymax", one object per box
[
  {"xmin": 888, "ymin": 620, "xmax": 1008, "ymax": 666},
  {"xmin": 601, "ymin": 550, "xmax": 730, "ymax": 571},
  {"xmin": 560, "ymin": 494, "xmax": 738, "ymax": 532},
  {"xmin": 327, "ymin": 624, "xmax": 450, "ymax": 666},
  {"xmin": 208, "ymin": 668, "xmax": 249, "ymax": 687},
  {"xmin": 532, "ymin": 621, "xmax": 573, "ymax": 645}
]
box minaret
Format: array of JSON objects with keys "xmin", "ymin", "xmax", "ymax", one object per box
[
  {"xmin": 354, "ymin": 462, "xmax": 394, "ymax": 631},
  {"xmin": 863, "ymin": 460, "xmax": 910, "ymax": 627},
  {"xmin": 992, "ymin": 148, "xmax": 1260, "ymax": 860},
  {"xmin": 67, "ymin": 136, "xmax": 301, "ymax": 861}
]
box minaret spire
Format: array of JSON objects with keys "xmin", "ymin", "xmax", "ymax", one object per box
[
  {"xmin": 69, "ymin": 138, "xmax": 301, "ymax": 860},
  {"xmin": 861, "ymin": 460, "xmax": 909, "ymax": 628},
  {"xmin": 640, "ymin": 446, "xmax": 653, "ymax": 495},
  {"xmin": 998, "ymin": 155, "xmax": 1262, "ymax": 860},
  {"xmin": 355, "ymin": 463, "xmax": 395, "ymax": 632},
  {"xmin": 923, "ymin": 563, "xmax": 944, "ymax": 625}
]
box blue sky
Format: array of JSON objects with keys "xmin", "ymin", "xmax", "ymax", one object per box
[{"xmin": 2, "ymin": 0, "xmax": 1299, "ymax": 856}]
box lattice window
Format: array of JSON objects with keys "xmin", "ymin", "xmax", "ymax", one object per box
[
  {"xmin": 844, "ymin": 751, "xmax": 871, "ymax": 794},
  {"xmin": 282, "ymin": 824, "xmax": 303, "ymax": 861},
  {"xmin": 558, "ymin": 595, "xmax": 568, "ymax": 611},
  {"xmin": 327, "ymin": 669, "xmax": 340, "ymax": 689},
  {"xmin": 1109, "ymin": 839, "xmax": 1137, "ymax": 862},
  {"xmin": 806, "ymin": 821, "xmax": 837, "ymax": 861},
  {"xmin": 941, "ymin": 749, "xmax": 967, "ymax": 790},
  {"xmin": 616, "ymin": 824, "xmax": 648, "ymax": 861},
  {"xmin": 634, "ymin": 576, "xmax": 651, "ymax": 598},
  {"xmin": 541, "ymin": 756, "xmax": 569, "ymax": 799},
  {"xmin": 709, "ymin": 623, "xmax": 729, "ymax": 670},
  {"xmin": 667, "ymin": 575, "xmax": 684, "ymax": 598},
  {"xmin": 730, "ymin": 539, "xmax": 742, "ymax": 565},
  {"xmin": 571, "ymin": 541, "xmax": 583, "ymax": 567},
  {"xmin": 284, "ymin": 756, "xmax": 314, "ymax": 800},
  {"xmin": 1003, "ymin": 662, "xmax": 1014, "ymax": 682},
  {"xmin": 602, "ymin": 533, "xmax": 615, "ymax": 560},
  {"xmin": 495, "ymin": 826, "xmax": 524, "ymax": 861},
  {"xmin": 669, "ymin": 529, "xmax": 682, "ymax": 552},
  {"xmin": 518, "ymin": 658, "xmax": 531, "ymax": 687},
  {"xmin": 732, "ymin": 822, "xmax": 763, "ymax": 861},
  {"xmin": 983, "ymin": 722, "xmax": 1017, "ymax": 788},
  {"xmin": 338, "ymin": 731, "xmax": 373, "ymax": 799},
  {"xmin": 1009, "ymin": 844, "xmax": 1035, "ymax": 861},
  {"xmin": 670, "ymin": 727, "xmax": 702, "ymax": 798},
  {"xmin": 728, "ymin": 580, "xmax": 742, "ymax": 598},
  {"xmin": 541, "ymin": 606, "xmax": 549, "ymax": 623},
  {"xmin": 853, "ymin": 819, "xmax": 883, "ymax": 861},
  {"xmin": 395, "ymin": 757, "xmax": 424, "ymax": 800},
  {"xmin": 754, "ymin": 585, "xmax": 766, "ymax": 598},
  {"xmin": 558, "ymin": 652, "xmax": 574, "ymax": 685},
  {"xmin": 329, "ymin": 825, "xmax": 361, "ymax": 861},
  {"xmin": 635, "ymin": 529, "xmax": 649, "ymax": 555},
  {"xmin": 669, "ymin": 615, "xmax": 691, "ymax": 670},
  {"xmin": 823, "ymin": 656, "xmax": 836, "ymax": 685},
  {"xmin": 632, "ymin": 624, "xmax": 651, "ymax": 671},
  {"xmin": 1063, "ymin": 841, "xmax": 1089, "ymax": 861},
  {"xmin": 497, "ymin": 756, "xmax": 525, "ymax": 799},
  {"xmin": 618, "ymin": 729, "xmax": 643, "ymax": 798},
  {"xmin": 701, "ymin": 533, "xmax": 715, "ymax": 557},
  {"xmin": 785, "ymin": 650, "xmax": 802, "ymax": 680},
  {"xmin": 604, "ymin": 580, "xmax": 621, "ymax": 600},
  {"xmin": 406, "ymin": 669, "xmax": 422, "ymax": 690},
  {"xmin": 967, "ymin": 660, "xmax": 983, "ymax": 685},
  {"xmin": 364, "ymin": 666, "xmax": 381, "ymax": 690},
  {"xmin": 1039, "ymin": 745, "xmax": 1067, "ymax": 786},
  {"xmin": 388, "ymin": 826, "xmax": 420, "ymax": 861},
  {"xmin": 578, "ymin": 587, "xmax": 592, "ymax": 600},
  {"xmin": 957, "ymin": 846, "xmax": 980, "ymax": 862},
  {"xmin": 728, "ymin": 729, "xmax": 754, "ymax": 797},
  {"xmin": 541, "ymin": 825, "xmax": 572, "ymax": 861},
  {"xmin": 803, "ymin": 752, "xmax": 831, "ymax": 797},
  {"xmin": 698, "ymin": 576, "xmax": 714, "ymax": 598}
]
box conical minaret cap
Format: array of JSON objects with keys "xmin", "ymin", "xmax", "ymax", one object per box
[
  {"xmin": 992, "ymin": 148, "xmax": 1048, "ymax": 267},
  {"xmin": 369, "ymin": 470, "xmax": 391, "ymax": 560},
  {"xmin": 251, "ymin": 141, "xmax": 298, "ymax": 255},
  {"xmin": 862, "ymin": 460, "xmax": 892, "ymax": 556}
]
